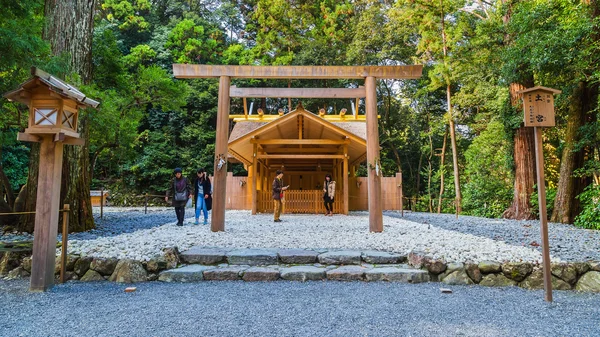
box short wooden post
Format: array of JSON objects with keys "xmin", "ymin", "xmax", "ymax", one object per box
[
  {"xmin": 211, "ymin": 75, "xmax": 230, "ymax": 232},
  {"xmin": 397, "ymin": 172, "xmax": 404, "ymax": 216},
  {"xmin": 365, "ymin": 76, "xmax": 383, "ymax": 232},
  {"xmin": 100, "ymin": 186, "xmax": 104, "ymax": 219},
  {"xmin": 534, "ymin": 127, "xmax": 553, "ymax": 302},
  {"xmin": 145, "ymin": 193, "xmax": 148, "ymax": 214},
  {"xmin": 60, "ymin": 204, "xmax": 69, "ymax": 284},
  {"xmin": 30, "ymin": 137, "xmax": 64, "ymax": 291}
]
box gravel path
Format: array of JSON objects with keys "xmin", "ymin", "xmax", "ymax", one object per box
[
  {"xmin": 1, "ymin": 279, "xmax": 598, "ymax": 337},
  {"xmin": 64, "ymin": 210, "xmax": 546, "ymax": 263},
  {"xmin": 385, "ymin": 211, "xmax": 600, "ymax": 262}
]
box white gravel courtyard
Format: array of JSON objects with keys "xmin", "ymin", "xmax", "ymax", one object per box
[{"xmin": 64, "ymin": 210, "xmax": 550, "ymax": 263}]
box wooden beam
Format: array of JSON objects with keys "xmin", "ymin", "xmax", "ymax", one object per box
[
  {"xmin": 366, "ymin": 76, "xmax": 383, "ymax": 232},
  {"xmin": 17, "ymin": 132, "xmax": 41, "ymax": 143},
  {"xmin": 63, "ymin": 137, "xmax": 85, "ymax": 146},
  {"xmin": 264, "ymin": 148, "xmax": 339, "ymax": 154},
  {"xmin": 211, "ymin": 76, "xmax": 230, "ymax": 232},
  {"xmin": 251, "ymin": 139, "xmax": 349, "ymax": 145},
  {"xmin": 230, "ymin": 86, "xmax": 366, "ymax": 98},
  {"xmin": 174, "ymin": 64, "xmax": 423, "ymax": 79},
  {"xmin": 243, "ymin": 98, "xmax": 248, "ymax": 119},
  {"xmin": 258, "ymin": 154, "xmax": 345, "ymax": 159}
]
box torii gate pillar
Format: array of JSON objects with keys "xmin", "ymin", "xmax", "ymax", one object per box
[{"xmin": 365, "ymin": 76, "xmax": 383, "ymax": 232}]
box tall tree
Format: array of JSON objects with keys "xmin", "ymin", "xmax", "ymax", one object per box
[{"xmin": 28, "ymin": 0, "xmax": 97, "ymax": 232}]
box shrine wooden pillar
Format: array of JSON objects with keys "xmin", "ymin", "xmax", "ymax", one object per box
[
  {"xmin": 343, "ymin": 145, "xmax": 349, "ymax": 215},
  {"xmin": 252, "ymin": 143, "xmax": 258, "ymax": 215},
  {"xmin": 365, "ymin": 76, "xmax": 383, "ymax": 232},
  {"xmin": 211, "ymin": 76, "xmax": 230, "ymax": 232}
]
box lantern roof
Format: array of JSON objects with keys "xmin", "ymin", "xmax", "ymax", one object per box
[
  {"xmin": 517, "ymin": 86, "xmax": 562, "ymax": 95},
  {"xmin": 3, "ymin": 67, "xmax": 99, "ymax": 108}
]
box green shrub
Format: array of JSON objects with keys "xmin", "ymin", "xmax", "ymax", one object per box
[{"xmin": 574, "ymin": 185, "xmax": 600, "ymax": 230}]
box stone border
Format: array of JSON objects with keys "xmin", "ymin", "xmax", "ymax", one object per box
[{"xmin": 2, "ymin": 248, "xmax": 599, "ymax": 292}]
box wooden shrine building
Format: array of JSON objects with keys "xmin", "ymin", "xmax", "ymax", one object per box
[{"xmin": 227, "ymin": 104, "xmax": 367, "ymax": 215}]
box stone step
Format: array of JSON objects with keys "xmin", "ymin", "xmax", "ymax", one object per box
[
  {"xmin": 158, "ymin": 264, "xmax": 429, "ymax": 283},
  {"xmin": 364, "ymin": 267, "xmax": 430, "ymax": 283},
  {"xmin": 179, "ymin": 246, "xmax": 410, "ymax": 267}
]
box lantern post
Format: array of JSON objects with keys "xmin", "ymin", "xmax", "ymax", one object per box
[{"xmin": 3, "ymin": 67, "xmax": 99, "ymax": 291}]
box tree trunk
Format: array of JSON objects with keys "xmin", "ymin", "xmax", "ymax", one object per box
[
  {"xmin": 17, "ymin": 144, "xmax": 39, "ymax": 232},
  {"xmin": 503, "ymin": 82, "xmax": 537, "ymax": 220},
  {"xmin": 45, "ymin": 0, "xmax": 96, "ymax": 232},
  {"xmin": 437, "ymin": 126, "xmax": 448, "ymax": 214},
  {"xmin": 551, "ymin": 82, "xmax": 586, "ymax": 223}
]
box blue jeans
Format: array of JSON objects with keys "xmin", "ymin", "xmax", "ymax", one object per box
[{"xmin": 195, "ymin": 195, "xmax": 208, "ymax": 222}]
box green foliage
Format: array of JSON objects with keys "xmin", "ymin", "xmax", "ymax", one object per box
[
  {"xmin": 463, "ymin": 120, "xmax": 513, "ymax": 218},
  {"xmin": 166, "ymin": 18, "xmax": 223, "ymax": 63},
  {"xmin": 100, "ymin": 0, "xmax": 151, "ymax": 32},
  {"xmin": 574, "ymin": 185, "xmax": 600, "ymax": 230},
  {"xmin": 530, "ymin": 185, "xmax": 557, "ymax": 220}
]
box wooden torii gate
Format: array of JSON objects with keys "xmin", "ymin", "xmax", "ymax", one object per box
[{"xmin": 172, "ymin": 65, "xmax": 423, "ymax": 233}]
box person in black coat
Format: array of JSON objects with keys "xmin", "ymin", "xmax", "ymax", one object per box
[
  {"xmin": 193, "ymin": 168, "xmax": 212, "ymax": 225},
  {"xmin": 165, "ymin": 168, "xmax": 192, "ymax": 226}
]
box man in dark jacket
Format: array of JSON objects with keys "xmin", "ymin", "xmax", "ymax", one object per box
[{"xmin": 272, "ymin": 170, "xmax": 289, "ymax": 222}]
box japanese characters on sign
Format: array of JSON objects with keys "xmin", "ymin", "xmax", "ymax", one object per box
[{"xmin": 519, "ymin": 86, "xmax": 561, "ymax": 127}]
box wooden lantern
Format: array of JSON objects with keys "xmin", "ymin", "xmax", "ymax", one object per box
[
  {"xmin": 518, "ymin": 86, "xmax": 561, "ymax": 127},
  {"xmin": 3, "ymin": 67, "xmax": 99, "ymax": 291},
  {"xmin": 4, "ymin": 67, "xmax": 99, "ymax": 144}
]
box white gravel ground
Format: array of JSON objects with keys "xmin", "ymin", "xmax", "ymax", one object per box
[{"xmin": 62, "ymin": 210, "xmax": 550, "ymax": 263}]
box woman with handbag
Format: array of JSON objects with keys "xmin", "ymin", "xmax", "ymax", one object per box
[
  {"xmin": 193, "ymin": 168, "xmax": 212, "ymax": 225},
  {"xmin": 323, "ymin": 173, "xmax": 336, "ymax": 216},
  {"xmin": 165, "ymin": 168, "xmax": 192, "ymax": 226}
]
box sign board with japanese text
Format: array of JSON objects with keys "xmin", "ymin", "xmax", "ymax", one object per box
[{"xmin": 518, "ymin": 86, "xmax": 561, "ymax": 127}]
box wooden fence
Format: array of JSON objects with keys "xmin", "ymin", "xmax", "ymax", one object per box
[{"xmin": 224, "ymin": 173, "xmax": 402, "ymax": 213}]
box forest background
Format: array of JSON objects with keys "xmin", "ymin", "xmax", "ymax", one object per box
[{"xmin": 2, "ymin": 0, "xmax": 600, "ymax": 233}]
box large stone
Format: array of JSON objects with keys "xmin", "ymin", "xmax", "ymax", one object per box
[
  {"xmin": 146, "ymin": 257, "xmax": 169, "ymax": 273},
  {"xmin": 163, "ymin": 247, "xmax": 180, "ymax": 269},
  {"xmin": 73, "ymin": 256, "xmax": 93, "ymax": 277},
  {"xmin": 6, "ymin": 266, "xmax": 30, "ymax": 279},
  {"xmin": 90, "ymin": 258, "xmax": 119, "ymax": 276},
  {"xmin": 21, "ymin": 256, "xmax": 32, "ymax": 273},
  {"xmin": 465, "ymin": 263, "xmax": 482, "ymax": 283},
  {"xmin": 361, "ymin": 251, "xmax": 405, "ymax": 264},
  {"xmin": 0, "ymin": 251, "xmax": 30, "ymax": 276},
  {"xmin": 575, "ymin": 271, "xmax": 600, "ymax": 292},
  {"xmin": 109, "ymin": 259, "xmax": 148, "ymax": 283},
  {"xmin": 478, "ymin": 261, "xmax": 502, "ymax": 274},
  {"xmin": 242, "ymin": 267, "xmax": 280, "ymax": 281},
  {"xmin": 442, "ymin": 270, "xmax": 474, "ymax": 285},
  {"xmin": 520, "ymin": 269, "xmax": 544, "ymax": 290},
  {"xmin": 551, "ymin": 263, "xmax": 578, "ymax": 285},
  {"xmin": 80, "ymin": 269, "xmax": 106, "ymax": 282},
  {"xmin": 318, "ymin": 251, "xmax": 362, "ymax": 265},
  {"xmin": 158, "ymin": 265, "xmax": 215, "ymax": 282},
  {"xmin": 326, "ymin": 266, "xmax": 367, "ymax": 281},
  {"xmin": 280, "ymin": 266, "xmax": 326, "ymax": 281},
  {"xmin": 520, "ymin": 269, "xmax": 572, "ymax": 290},
  {"xmin": 365, "ymin": 267, "xmax": 429, "ymax": 283},
  {"xmin": 180, "ymin": 247, "xmax": 229, "ymax": 265},
  {"xmin": 423, "ymin": 259, "xmax": 447, "ymax": 275},
  {"xmin": 227, "ymin": 249, "xmax": 278, "ymax": 266},
  {"xmin": 502, "ymin": 262, "xmax": 533, "ymax": 282},
  {"xmin": 479, "ymin": 273, "xmax": 517, "ymax": 287},
  {"xmin": 278, "ymin": 249, "xmax": 318, "ymax": 264},
  {"xmin": 54, "ymin": 254, "xmax": 80, "ymax": 274},
  {"xmin": 407, "ymin": 251, "xmax": 427, "ymax": 268},
  {"xmin": 203, "ymin": 266, "xmax": 246, "ymax": 281},
  {"xmin": 573, "ymin": 262, "xmax": 590, "ymax": 276},
  {"xmin": 445, "ymin": 263, "xmax": 464, "ymax": 274},
  {"xmin": 590, "ymin": 262, "xmax": 600, "ymax": 272}
]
